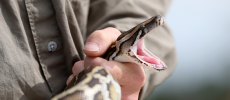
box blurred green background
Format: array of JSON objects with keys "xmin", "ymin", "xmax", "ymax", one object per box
[{"xmin": 146, "ymin": 0, "xmax": 230, "ymax": 100}]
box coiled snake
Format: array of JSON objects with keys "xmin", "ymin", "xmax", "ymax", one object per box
[{"xmin": 52, "ymin": 15, "xmax": 166, "ymax": 100}]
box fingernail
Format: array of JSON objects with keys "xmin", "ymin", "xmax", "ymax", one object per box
[{"xmin": 84, "ymin": 42, "xmax": 100, "ymax": 52}]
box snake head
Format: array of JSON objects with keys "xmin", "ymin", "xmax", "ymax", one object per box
[{"xmin": 108, "ymin": 15, "xmax": 167, "ymax": 71}]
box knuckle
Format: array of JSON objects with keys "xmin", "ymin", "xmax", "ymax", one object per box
[
  {"xmin": 90, "ymin": 30, "xmax": 107, "ymax": 41},
  {"xmin": 72, "ymin": 62, "xmax": 80, "ymax": 72},
  {"xmin": 132, "ymin": 64, "xmax": 146, "ymax": 86},
  {"xmin": 133, "ymin": 75, "xmax": 145, "ymax": 87},
  {"xmin": 73, "ymin": 62, "xmax": 78, "ymax": 68},
  {"xmin": 105, "ymin": 27, "xmax": 121, "ymax": 36},
  {"xmin": 93, "ymin": 30, "xmax": 103, "ymax": 36},
  {"xmin": 72, "ymin": 61, "xmax": 84, "ymax": 75},
  {"xmin": 138, "ymin": 75, "xmax": 146, "ymax": 85},
  {"xmin": 66, "ymin": 74, "xmax": 74, "ymax": 85}
]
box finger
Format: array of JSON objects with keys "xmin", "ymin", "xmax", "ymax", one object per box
[
  {"xmin": 84, "ymin": 56, "xmax": 145, "ymax": 100},
  {"xmin": 66, "ymin": 74, "xmax": 74, "ymax": 85},
  {"xmin": 72, "ymin": 61, "xmax": 85, "ymax": 76},
  {"xmin": 109, "ymin": 61, "xmax": 145, "ymax": 87},
  {"xmin": 84, "ymin": 56, "xmax": 116, "ymax": 71},
  {"xmin": 84, "ymin": 56, "xmax": 122, "ymax": 78},
  {"xmin": 84, "ymin": 56, "xmax": 145, "ymax": 87},
  {"xmin": 108, "ymin": 61, "xmax": 145, "ymax": 99},
  {"xmin": 83, "ymin": 27, "xmax": 121, "ymax": 57}
]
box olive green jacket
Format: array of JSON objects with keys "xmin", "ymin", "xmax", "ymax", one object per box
[{"xmin": 0, "ymin": 0, "xmax": 176, "ymax": 100}]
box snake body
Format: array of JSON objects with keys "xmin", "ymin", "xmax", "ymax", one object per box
[{"xmin": 52, "ymin": 15, "xmax": 166, "ymax": 100}]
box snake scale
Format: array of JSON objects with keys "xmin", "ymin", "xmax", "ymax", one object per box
[{"xmin": 52, "ymin": 15, "xmax": 167, "ymax": 100}]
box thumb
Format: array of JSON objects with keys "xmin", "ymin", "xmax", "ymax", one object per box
[{"xmin": 83, "ymin": 27, "xmax": 121, "ymax": 57}]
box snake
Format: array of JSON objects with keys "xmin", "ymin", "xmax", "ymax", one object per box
[{"xmin": 51, "ymin": 15, "xmax": 167, "ymax": 100}]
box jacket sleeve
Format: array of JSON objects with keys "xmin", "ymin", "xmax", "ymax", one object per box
[{"xmin": 87, "ymin": 0, "xmax": 177, "ymax": 99}]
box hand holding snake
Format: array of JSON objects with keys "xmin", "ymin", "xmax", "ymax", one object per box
[
  {"xmin": 52, "ymin": 15, "xmax": 166, "ymax": 100},
  {"xmin": 67, "ymin": 27, "xmax": 145, "ymax": 100}
]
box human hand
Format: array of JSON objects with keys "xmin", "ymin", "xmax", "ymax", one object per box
[{"xmin": 67, "ymin": 27, "xmax": 146, "ymax": 100}]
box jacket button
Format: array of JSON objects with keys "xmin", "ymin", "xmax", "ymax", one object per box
[{"xmin": 47, "ymin": 41, "xmax": 57, "ymax": 52}]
